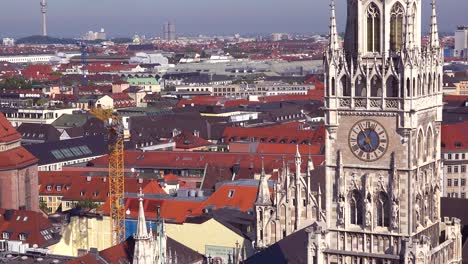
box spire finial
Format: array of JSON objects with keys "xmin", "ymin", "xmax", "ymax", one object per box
[
  {"xmin": 328, "ymin": 0, "xmax": 339, "ymax": 51},
  {"xmin": 135, "ymin": 189, "xmax": 149, "ymax": 239},
  {"xmin": 429, "ymin": 0, "xmax": 440, "ymax": 49},
  {"xmin": 255, "ymin": 156, "xmax": 272, "ymax": 206},
  {"xmin": 261, "ymin": 156, "xmax": 265, "ymax": 176}
]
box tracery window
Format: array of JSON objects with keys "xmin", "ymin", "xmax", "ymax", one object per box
[
  {"xmin": 390, "ymin": 3, "xmax": 405, "ymax": 51},
  {"xmin": 350, "ymin": 190, "xmax": 363, "ymax": 225},
  {"xmin": 367, "ymin": 3, "xmax": 381, "ymax": 53},
  {"xmin": 376, "ymin": 192, "xmax": 390, "ymax": 227}
]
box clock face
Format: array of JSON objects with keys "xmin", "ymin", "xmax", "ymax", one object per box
[{"xmin": 348, "ymin": 119, "xmax": 388, "ymax": 161}]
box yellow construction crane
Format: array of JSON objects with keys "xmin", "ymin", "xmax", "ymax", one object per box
[{"xmin": 90, "ymin": 108, "xmax": 125, "ymax": 245}]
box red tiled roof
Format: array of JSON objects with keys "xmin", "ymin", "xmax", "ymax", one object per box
[
  {"xmin": 163, "ymin": 173, "xmax": 179, "ymax": 183},
  {"xmin": 256, "ymin": 143, "xmax": 322, "ymax": 155},
  {"xmin": 0, "ymin": 112, "xmax": 21, "ymax": 143},
  {"xmin": 173, "ymin": 131, "xmax": 211, "ymax": 149},
  {"xmin": 38, "ymin": 172, "xmax": 166, "ymax": 202},
  {"xmin": 194, "ymin": 184, "xmax": 262, "ymax": 214},
  {"xmin": 441, "ymin": 121, "xmax": 468, "ymax": 151},
  {"xmin": 223, "ymin": 126, "xmax": 321, "ymax": 145},
  {"xmin": 88, "ymin": 151, "xmax": 324, "ymax": 173},
  {"xmin": 99, "ymin": 197, "xmax": 203, "ymax": 223},
  {"xmin": 0, "ymin": 209, "xmax": 57, "ymax": 247}
]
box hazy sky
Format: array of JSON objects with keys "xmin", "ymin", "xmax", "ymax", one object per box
[{"xmin": 0, "ymin": 0, "xmax": 466, "ymax": 38}]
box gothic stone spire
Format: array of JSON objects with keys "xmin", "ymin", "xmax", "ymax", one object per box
[
  {"xmin": 328, "ymin": 0, "xmax": 339, "ymax": 52},
  {"xmin": 255, "ymin": 157, "xmax": 272, "ymax": 205},
  {"xmin": 135, "ymin": 188, "xmax": 149, "ymax": 239},
  {"xmin": 429, "ymin": 0, "xmax": 440, "ymax": 49}
]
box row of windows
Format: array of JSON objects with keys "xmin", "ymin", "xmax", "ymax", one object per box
[
  {"xmin": 447, "ymin": 165, "xmax": 467, "ymax": 174},
  {"xmin": 447, "ymin": 178, "xmax": 466, "ymax": 187},
  {"xmin": 445, "ymin": 153, "xmax": 467, "ymax": 160},
  {"xmin": 448, "ymin": 193, "xmax": 466, "ymax": 199},
  {"xmin": 365, "ymin": 2, "xmax": 416, "ymax": 53}
]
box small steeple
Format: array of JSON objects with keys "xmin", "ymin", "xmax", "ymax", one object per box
[
  {"xmin": 404, "ymin": 0, "xmax": 413, "ymax": 49},
  {"xmin": 255, "ymin": 157, "xmax": 272, "ymax": 205},
  {"xmin": 429, "ymin": 0, "xmax": 440, "ymax": 49},
  {"xmin": 328, "ymin": 0, "xmax": 339, "ymax": 51},
  {"xmin": 307, "ymin": 144, "xmax": 314, "ymax": 172},
  {"xmin": 135, "ymin": 188, "xmax": 148, "ymax": 239}
]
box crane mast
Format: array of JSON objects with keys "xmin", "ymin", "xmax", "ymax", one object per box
[{"xmin": 90, "ymin": 108, "xmax": 125, "ymax": 245}]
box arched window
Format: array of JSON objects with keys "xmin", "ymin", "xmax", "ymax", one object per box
[
  {"xmin": 270, "ymin": 221, "xmax": 277, "ymax": 243},
  {"xmin": 428, "ymin": 74, "xmax": 432, "ymax": 95},
  {"xmin": 371, "ymin": 76, "xmax": 382, "ymax": 97},
  {"xmin": 355, "ymin": 75, "xmax": 367, "ymax": 97},
  {"xmin": 367, "ymin": 3, "xmax": 381, "ymax": 53},
  {"xmin": 386, "ymin": 75, "xmax": 399, "ymax": 97},
  {"xmin": 376, "ymin": 192, "xmax": 390, "ymax": 227},
  {"xmin": 422, "ymin": 74, "xmax": 427, "ymax": 96},
  {"xmin": 340, "ymin": 75, "xmax": 351, "ymax": 96},
  {"xmin": 417, "ymin": 75, "xmax": 422, "ymax": 96},
  {"xmin": 411, "ymin": 3, "xmax": 418, "ymax": 44},
  {"xmin": 406, "ymin": 78, "xmax": 411, "ymax": 97},
  {"xmin": 390, "ymin": 3, "xmax": 405, "ymax": 52},
  {"xmin": 350, "ymin": 190, "xmax": 363, "ymax": 225},
  {"xmin": 427, "ymin": 128, "xmax": 434, "ymax": 160},
  {"xmin": 417, "ymin": 130, "xmax": 424, "ymax": 163},
  {"xmin": 438, "ymin": 74, "xmax": 441, "ymax": 92},
  {"xmin": 331, "ymin": 77, "xmax": 336, "ymax": 96}
]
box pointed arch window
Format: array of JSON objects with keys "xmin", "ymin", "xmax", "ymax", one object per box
[
  {"xmin": 390, "ymin": 3, "xmax": 405, "ymax": 52},
  {"xmin": 376, "ymin": 192, "xmax": 390, "ymax": 227},
  {"xmin": 366, "ymin": 3, "xmax": 381, "ymax": 53},
  {"xmin": 350, "ymin": 190, "xmax": 363, "ymax": 225},
  {"xmin": 426, "ymin": 128, "xmax": 434, "ymax": 160}
]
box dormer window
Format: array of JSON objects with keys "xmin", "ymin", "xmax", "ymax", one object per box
[
  {"xmin": 56, "ymin": 186, "xmax": 62, "ymax": 191},
  {"xmin": 2, "ymin": 232, "xmax": 9, "ymax": 240},
  {"xmin": 19, "ymin": 233, "xmax": 26, "ymax": 241},
  {"xmin": 228, "ymin": 190, "xmax": 235, "ymax": 198},
  {"xmin": 80, "ymin": 191, "xmax": 85, "ymax": 196},
  {"xmin": 46, "ymin": 185, "xmax": 52, "ymax": 191}
]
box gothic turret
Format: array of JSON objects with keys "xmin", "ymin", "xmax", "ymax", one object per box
[
  {"xmin": 255, "ymin": 157, "xmax": 272, "ymax": 206},
  {"xmin": 133, "ymin": 189, "xmax": 155, "ymax": 264},
  {"xmin": 429, "ymin": 0, "xmax": 440, "ymax": 49}
]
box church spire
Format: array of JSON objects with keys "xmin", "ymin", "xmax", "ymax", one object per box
[
  {"xmin": 328, "ymin": 0, "xmax": 339, "ymax": 51},
  {"xmin": 429, "ymin": 0, "xmax": 440, "ymax": 49},
  {"xmin": 255, "ymin": 157, "xmax": 272, "ymax": 205},
  {"xmin": 404, "ymin": 0, "xmax": 413, "ymax": 49},
  {"xmin": 135, "ymin": 188, "xmax": 148, "ymax": 239}
]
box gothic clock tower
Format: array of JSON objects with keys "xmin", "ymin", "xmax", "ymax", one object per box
[{"xmin": 306, "ymin": 0, "xmax": 463, "ymax": 263}]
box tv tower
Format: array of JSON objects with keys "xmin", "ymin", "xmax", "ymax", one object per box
[{"xmin": 40, "ymin": 0, "xmax": 47, "ymax": 36}]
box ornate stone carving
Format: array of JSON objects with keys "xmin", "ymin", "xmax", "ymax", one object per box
[
  {"xmin": 337, "ymin": 194, "xmax": 345, "ymax": 225},
  {"xmin": 391, "ymin": 197, "xmax": 399, "ymax": 230},
  {"xmin": 365, "ymin": 195, "xmax": 372, "ymax": 227}
]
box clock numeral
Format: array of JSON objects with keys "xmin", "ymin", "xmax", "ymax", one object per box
[
  {"xmin": 378, "ymin": 146, "xmax": 386, "ymax": 153},
  {"xmin": 367, "ymin": 153, "xmax": 371, "ymax": 160},
  {"xmin": 358, "ymin": 151, "xmax": 364, "ymax": 158},
  {"xmin": 352, "ymin": 144, "xmax": 359, "ymax": 152},
  {"xmin": 378, "ymin": 131, "xmax": 385, "ymax": 135},
  {"xmin": 380, "ymin": 139, "xmax": 387, "ymax": 143}
]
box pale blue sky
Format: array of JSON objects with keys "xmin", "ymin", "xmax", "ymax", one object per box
[{"xmin": 0, "ymin": 0, "xmax": 465, "ymax": 38}]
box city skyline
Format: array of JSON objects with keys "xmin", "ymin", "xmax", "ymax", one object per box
[{"xmin": 0, "ymin": 0, "xmax": 466, "ymax": 38}]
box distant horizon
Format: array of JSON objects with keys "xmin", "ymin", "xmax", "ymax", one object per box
[{"xmin": 0, "ymin": 0, "xmax": 466, "ymax": 38}]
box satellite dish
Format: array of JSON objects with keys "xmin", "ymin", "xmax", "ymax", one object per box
[{"xmin": 33, "ymin": 244, "xmax": 38, "ymax": 248}]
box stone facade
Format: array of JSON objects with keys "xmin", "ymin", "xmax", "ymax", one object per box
[
  {"xmin": 255, "ymin": 149, "xmax": 324, "ymax": 248},
  {"xmin": 304, "ymin": 0, "xmax": 463, "ymax": 263}
]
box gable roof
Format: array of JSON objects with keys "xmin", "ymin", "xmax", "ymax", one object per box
[
  {"xmin": 244, "ymin": 225, "xmax": 309, "ymax": 264},
  {"xmin": 0, "ymin": 112, "xmax": 21, "ymax": 143},
  {"xmin": 17, "ymin": 123, "xmax": 61, "ymax": 142},
  {"xmin": 0, "ymin": 209, "xmax": 60, "ymax": 248},
  {"xmin": 69, "ymin": 236, "xmax": 204, "ymax": 264},
  {"xmin": 441, "ymin": 121, "xmax": 468, "ymax": 151},
  {"xmin": 24, "ymin": 135, "xmax": 107, "ymax": 166}
]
